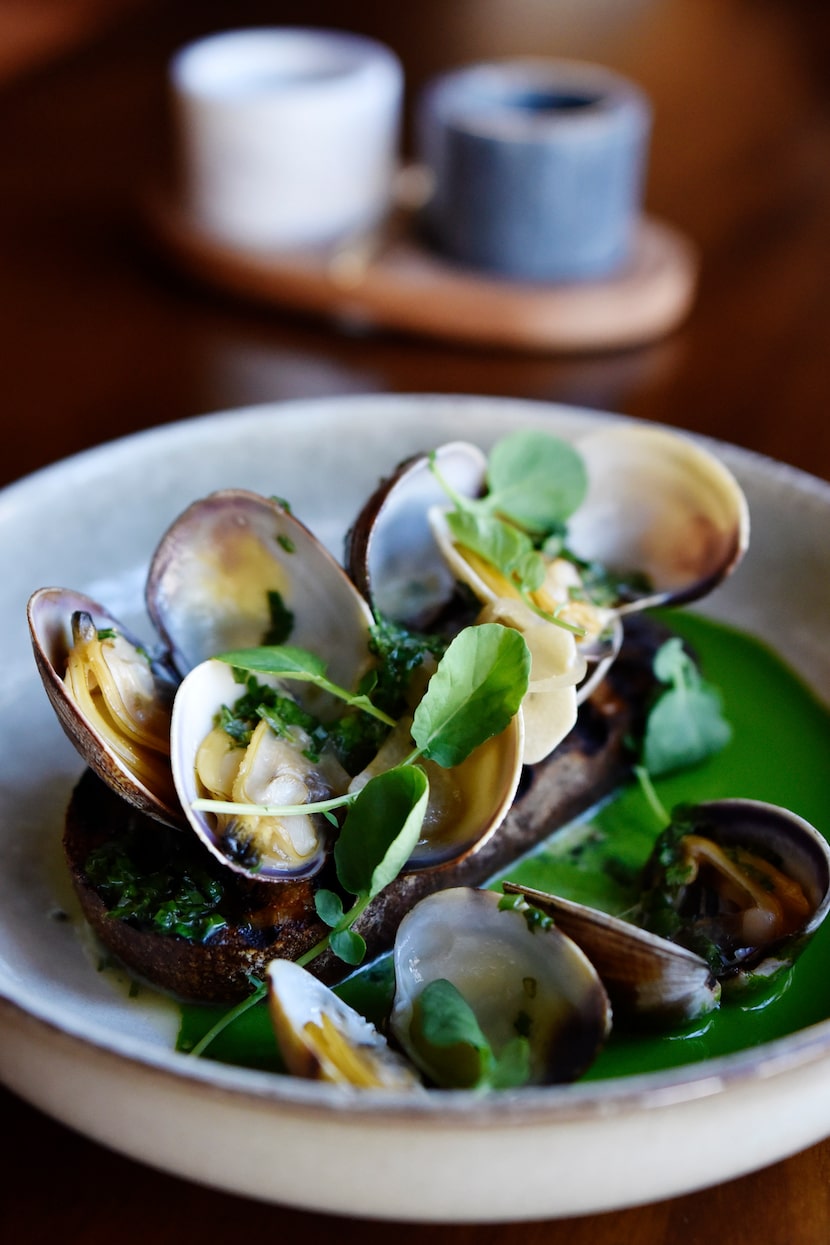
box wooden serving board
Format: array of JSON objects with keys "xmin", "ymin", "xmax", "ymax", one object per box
[{"xmin": 146, "ymin": 192, "xmax": 699, "ymax": 354}]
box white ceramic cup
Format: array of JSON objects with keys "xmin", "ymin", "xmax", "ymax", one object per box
[{"xmin": 169, "ymin": 27, "xmax": 403, "ymax": 251}]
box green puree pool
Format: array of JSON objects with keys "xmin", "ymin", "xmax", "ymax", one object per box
[{"xmin": 179, "ymin": 611, "xmax": 830, "ymax": 1080}]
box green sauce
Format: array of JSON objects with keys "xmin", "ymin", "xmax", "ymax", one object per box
[{"xmin": 179, "ymin": 612, "xmax": 830, "ymax": 1079}]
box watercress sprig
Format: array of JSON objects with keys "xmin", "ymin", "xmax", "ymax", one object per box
[
  {"xmin": 632, "ymin": 635, "xmax": 734, "ymax": 830},
  {"xmin": 408, "ymin": 977, "xmax": 531, "ymax": 1091},
  {"xmin": 192, "ymin": 622, "xmax": 530, "ymax": 824},
  {"xmin": 212, "ymin": 643, "xmax": 397, "ymax": 727},
  {"xmin": 641, "ymin": 636, "xmax": 732, "ymax": 778},
  {"xmin": 303, "ymin": 763, "xmax": 430, "ymax": 967}
]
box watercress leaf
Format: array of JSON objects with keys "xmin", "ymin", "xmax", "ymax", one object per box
[
  {"xmin": 484, "ymin": 430, "xmax": 588, "ymax": 533},
  {"xmin": 652, "ymin": 635, "xmax": 695, "ymax": 686},
  {"xmin": 314, "ymin": 888, "xmax": 345, "ymax": 929},
  {"xmin": 643, "ymin": 680, "xmax": 732, "ymax": 776},
  {"xmin": 329, "ymin": 927, "xmax": 367, "ymax": 966},
  {"xmin": 334, "ymin": 765, "xmax": 429, "ymax": 900},
  {"xmin": 490, "ymin": 1036, "xmax": 532, "ymax": 1090},
  {"xmin": 445, "ymin": 508, "xmax": 532, "ymax": 579},
  {"xmin": 216, "ymin": 644, "xmax": 327, "ymax": 679},
  {"xmin": 513, "ymin": 549, "xmax": 547, "ymax": 593},
  {"xmin": 409, "ymin": 978, "xmax": 491, "ymax": 1089},
  {"xmin": 411, "ymin": 623, "xmax": 530, "ymax": 768}
]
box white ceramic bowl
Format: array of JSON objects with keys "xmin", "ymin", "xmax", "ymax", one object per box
[{"xmin": 1, "ymin": 395, "xmax": 829, "ymax": 1222}]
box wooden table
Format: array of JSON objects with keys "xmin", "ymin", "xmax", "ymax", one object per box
[{"xmin": 3, "ymin": 1, "xmax": 830, "ymax": 1240}]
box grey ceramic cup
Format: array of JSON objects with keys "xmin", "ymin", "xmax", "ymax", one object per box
[{"xmin": 416, "ymin": 58, "xmax": 652, "ymax": 282}]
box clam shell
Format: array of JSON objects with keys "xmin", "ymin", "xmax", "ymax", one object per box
[
  {"xmin": 503, "ymin": 798, "xmax": 830, "ymax": 1023},
  {"xmin": 567, "ymin": 423, "xmax": 750, "ymax": 613},
  {"xmin": 27, "ymin": 587, "xmax": 181, "ymax": 827},
  {"xmin": 346, "ymin": 426, "xmax": 749, "ymax": 626},
  {"xmin": 649, "ymin": 798, "xmax": 830, "ymax": 985},
  {"xmin": 345, "ymin": 427, "xmax": 748, "ymax": 769},
  {"xmin": 390, "ymin": 886, "xmax": 612, "ymax": 1087},
  {"xmin": 346, "ymin": 709, "xmax": 525, "ymax": 872},
  {"xmin": 267, "ymin": 959, "xmax": 422, "ymax": 1089},
  {"xmin": 148, "ymin": 489, "xmax": 375, "ymax": 682},
  {"xmin": 345, "ymin": 441, "xmax": 487, "ymax": 629},
  {"xmin": 170, "ymin": 658, "xmax": 332, "ymax": 882},
  {"xmin": 501, "ymin": 883, "xmax": 720, "ymax": 1027}
]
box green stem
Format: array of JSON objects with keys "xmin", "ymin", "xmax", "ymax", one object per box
[
  {"xmin": 634, "ymin": 764, "xmax": 670, "ymax": 829},
  {"xmin": 187, "ymin": 978, "xmax": 267, "ymax": 1058},
  {"xmin": 296, "ymin": 894, "xmax": 370, "ymax": 969},
  {"xmin": 192, "ymin": 792, "xmax": 355, "ymax": 818},
  {"xmin": 518, "ymin": 585, "xmax": 587, "ymax": 637},
  {"xmin": 313, "ymin": 677, "xmax": 396, "ymax": 726}
]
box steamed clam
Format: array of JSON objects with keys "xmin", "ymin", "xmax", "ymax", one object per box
[
  {"xmin": 171, "ymin": 636, "xmax": 526, "ymax": 880},
  {"xmin": 504, "ymin": 798, "xmax": 830, "ymax": 1026},
  {"xmin": 170, "ymin": 659, "xmax": 341, "ymax": 880},
  {"xmin": 267, "ymin": 958, "xmax": 422, "ymax": 1089},
  {"xmin": 27, "ymin": 587, "xmax": 181, "ymax": 826},
  {"xmin": 30, "ymin": 487, "xmax": 527, "ymax": 885},
  {"xmin": 346, "ymin": 424, "xmax": 749, "ymax": 764},
  {"xmin": 389, "ymin": 887, "xmax": 612, "ymax": 1088},
  {"xmin": 28, "ymin": 490, "xmax": 378, "ymax": 871}
]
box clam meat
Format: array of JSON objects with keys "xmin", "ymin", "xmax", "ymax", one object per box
[
  {"xmin": 268, "ymin": 958, "xmax": 422, "ymax": 1089},
  {"xmin": 345, "ymin": 425, "xmax": 749, "ymax": 765},
  {"xmin": 503, "ymin": 797, "xmax": 830, "ymax": 1026},
  {"xmin": 170, "ymin": 658, "xmax": 344, "ymax": 880},
  {"xmin": 27, "ymin": 587, "xmax": 181, "ymax": 826}
]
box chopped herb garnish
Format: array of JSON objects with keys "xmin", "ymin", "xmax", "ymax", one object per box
[
  {"xmin": 367, "ymin": 615, "xmax": 448, "ymax": 717},
  {"xmin": 262, "ymin": 589, "xmax": 294, "ymax": 645},
  {"xmin": 85, "ymin": 825, "xmax": 227, "ymax": 943}
]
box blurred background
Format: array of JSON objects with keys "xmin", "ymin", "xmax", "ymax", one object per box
[{"xmin": 2, "ymin": 0, "xmax": 829, "ymax": 487}]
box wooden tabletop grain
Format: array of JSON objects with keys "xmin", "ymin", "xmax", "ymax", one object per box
[{"xmin": 3, "ymin": 1, "xmax": 830, "ymax": 1240}]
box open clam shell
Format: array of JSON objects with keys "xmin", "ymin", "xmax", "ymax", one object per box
[
  {"xmin": 27, "ymin": 587, "xmax": 182, "ymax": 827},
  {"xmin": 411, "ymin": 719, "xmax": 524, "ymax": 868},
  {"xmin": 501, "ymin": 883, "xmax": 720, "ymax": 1027},
  {"xmin": 345, "ymin": 427, "xmax": 748, "ymax": 768},
  {"xmin": 643, "ymin": 798, "xmax": 830, "ymax": 986},
  {"xmin": 148, "ymin": 488, "xmax": 375, "ymax": 683},
  {"xmin": 567, "ymin": 423, "xmax": 750, "ymax": 614},
  {"xmin": 346, "ymin": 427, "xmax": 749, "ymax": 625},
  {"xmin": 170, "ymin": 658, "xmax": 334, "ymax": 882},
  {"xmin": 504, "ymin": 798, "xmax": 830, "ymax": 1025},
  {"xmin": 345, "ymin": 441, "xmax": 488, "ymax": 630},
  {"xmin": 174, "ymin": 656, "xmax": 525, "ymax": 881},
  {"xmin": 390, "ymin": 887, "xmax": 612, "ymax": 1087},
  {"xmin": 267, "ymin": 959, "xmax": 422, "ymax": 1090}
]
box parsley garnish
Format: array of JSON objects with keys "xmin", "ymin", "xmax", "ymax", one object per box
[
  {"xmin": 85, "ymin": 825, "xmax": 227, "ymax": 943},
  {"xmin": 261, "ymin": 589, "xmax": 294, "ymax": 645}
]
